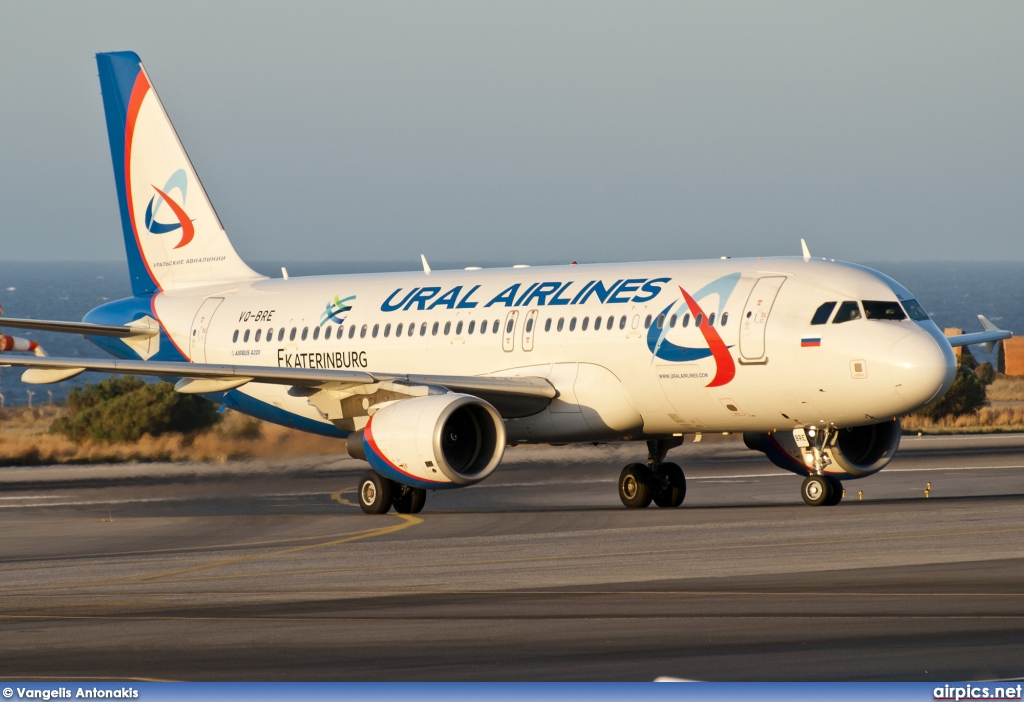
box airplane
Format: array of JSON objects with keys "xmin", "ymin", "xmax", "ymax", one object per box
[{"xmin": 0, "ymin": 51, "xmax": 1011, "ymax": 514}]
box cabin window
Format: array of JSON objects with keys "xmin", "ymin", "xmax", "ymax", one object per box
[
  {"xmin": 863, "ymin": 300, "xmax": 907, "ymax": 321},
  {"xmin": 708, "ymin": 312, "xmax": 716, "ymax": 327},
  {"xmin": 243, "ymin": 329, "xmax": 250, "ymax": 342},
  {"xmin": 312, "ymin": 326, "xmax": 320, "ymax": 340},
  {"xmin": 492, "ymin": 320, "xmax": 500, "ymax": 334},
  {"xmin": 300, "ymin": 327, "xmax": 307, "ymax": 341},
  {"xmin": 619, "ymin": 315, "xmax": 626, "ymax": 330},
  {"xmin": 695, "ymin": 313, "xmax": 703, "ymax": 327},
  {"xmin": 432, "ymin": 322, "xmax": 439, "ymax": 336},
  {"xmin": 468, "ymin": 320, "xmax": 476, "ymax": 334},
  {"xmin": 721, "ymin": 312, "xmax": 729, "ymax": 326},
  {"xmin": 669, "ymin": 314, "xmax": 677, "ymax": 328},
  {"xmin": 255, "ymin": 329, "xmax": 262, "ymax": 342},
  {"xmin": 396, "ymin": 323, "xmax": 403, "ymax": 337},
  {"xmin": 278, "ymin": 328, "xmax": 286, "ymax": 342},
  {"xmin": 901, "ymin": 299, "xmax": 930, "ymax": 321},
  {"xmin": 656, "ymin": 314, "xmax": 665, "ymax": 329},
  {"xmin": 644, "ymin": 315, "xmax": 652, "ymax": 329},
  {"xmin": 594, "ymin": 316, "xmax": 602, "ymax": 331},
  {"xmin": 505, "ymin": 319, "xmax": 514, "ymax": 334},
  {"xmin": 833, "ymin": 301, "xmax": 862, "ymax": 324},
  {"xmin": 444, "ymin": 321, "xmax": 451, "ymax": 335},
  {"xmin": 810, "ymin": 301, "xmax": 837, "ymax": 325},
  {"xmin": 322, "ymin": 326, "xmax": 330, "ymax": 340},
  {"xmin": 267, "ymin": 327, "xmax": 274, "ymax": 341},
  {"xmin": 557, "ymin": 318, "xmax": 564, "ymax": 332},
  {"xmin": 525, "ymin": 318, "xmax": 534, "ymax": 333},
  {"xmin": 372, "ymin": 324, "xmax": 379, "ymax": 338},
  {"xmin": 420, "ymin": 322, "xmax": 427, "ymax": 336},
  {"xmin": 289, "ymin": 327, "xmax": 297, "ymax": 341},
  {"xmin": 232, "ymin": 330, "xmax": 239, "ymax": 343},
  {"xmin": 581, "ymin": 317, "xmax": 589, "ymax": 331},
  {"xmin": 682, "ymin": 313, "xmax": 690, "ymax": 327},
  {"xmin": 349, "ymin": 325, "xmax": 356, "ymax": 339},
  {"xmin": 384, "ymin": 323, "xmax": 391, "ymax": 337},
  {"xmin": 480, "ymin": 320, "xmax": 488, "ymax": 334},
  {"xmin": 409, "ymin": 323, "xmax": 415, "ymax": 337},
  {"xmin": 607, "ymin": 316, "xmax": 615, "ymax": 330},
  {"xmin": 360, "ymin": 324, "xmax": 368, "ymax": 338},
  {"xmin": 569, "ymin": 318, "xmax": 577, "ymax": 332},
  {"xmin": 456, "ymin": 321, "xmax": 463, "ymax": 335}
]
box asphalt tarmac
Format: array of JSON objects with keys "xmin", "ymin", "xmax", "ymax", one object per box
[{"xmin": 1, "ymin": 433, "xmax": 1023, "ymax": 681}]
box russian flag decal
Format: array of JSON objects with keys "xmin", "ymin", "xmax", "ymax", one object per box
[{"xmin": 801, "ymin": 337, "xmax": 821, "ymax": 347}]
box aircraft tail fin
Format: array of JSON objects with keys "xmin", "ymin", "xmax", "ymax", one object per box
[{"xmin": 96, "ymin": 51, "xmax": 264, "ymax": 296}]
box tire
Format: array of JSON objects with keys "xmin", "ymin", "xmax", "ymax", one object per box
[
  {"xmin": 653, "ymin": 462, "xmax": 686, "ymax": 508},
  {"xmin": 619, "ymin": 463, "xmax": 654, "ymax": 509},
  {"xmin": 801, "ymin": 475, "xmax": 831, "ymax": 506},
  {"xmin": 358, "ymin": 471, "xmax": 394, "ymax": 514},
  {"xmin": 393, "ymin": 486, "xmax": 427, "ymax": 514},
  {"xmin": 824, "ymin": 476, "xmax": 844, "ymax": 506}
]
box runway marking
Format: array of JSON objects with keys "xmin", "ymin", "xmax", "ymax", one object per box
[
  {"xmin": 128, "ymin": 489, "xmax": 421, "ymax": 583},
  {"xmin": 0, "ymin": 487, "xmax": 423, "ymax": 592},
  {"xmin": 134, "ymin": 525, "xmax": 1024, "ymax": 585}
]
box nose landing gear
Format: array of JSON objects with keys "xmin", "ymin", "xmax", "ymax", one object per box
[{"xmin": 618, "ymin": 438, "xmax": 687, "ymax": 509}]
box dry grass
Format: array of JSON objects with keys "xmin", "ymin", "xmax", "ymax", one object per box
[
  {"xmin": 901, "ymin": 405, "xmax": 1024, "ymax": 434},
  {"xmin": 984, "ymin": 375, "xmax": 1024, "ymax": 402},
  {"xmin": 0, "ymin": 405, "xmax": 345, "ymax": 466}
]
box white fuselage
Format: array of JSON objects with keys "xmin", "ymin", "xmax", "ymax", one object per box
[{"xmin": 138, "ymin": 256, "xmax": 956, "ymax": 442}]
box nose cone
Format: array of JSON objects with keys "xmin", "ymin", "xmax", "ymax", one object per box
[{"xmin": 889, "ymin": 331, "xmax": 957, "ymax": 408}]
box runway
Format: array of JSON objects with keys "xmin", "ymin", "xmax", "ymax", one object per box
[{"xmin": 1, "ymin": 433, "xmax": 1023, "ymax": 681}]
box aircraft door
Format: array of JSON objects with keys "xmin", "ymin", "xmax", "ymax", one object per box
[
  {"xmin": 502, "ymin": 310, "xmax": 520, "ymax": 352},
  {"xmin": 739, "ymin": 277, "xmax": 786, "ymax": 361},
  {"xmin": 189, "ymin": 297, "xmax": 223, "ymax": 363},
  {"xmin": 522, "ymin": 309, "xmax": 538, "ymax": 351}
]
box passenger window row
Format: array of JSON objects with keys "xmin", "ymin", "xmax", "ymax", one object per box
[{"xmin": 229, "ymin": 308, "xmax": 732, "ymax": 344}]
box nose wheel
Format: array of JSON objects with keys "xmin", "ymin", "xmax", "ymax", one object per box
[{"xmin": 800, "ymin": 474, "xmax": 844, "ymax": 506}]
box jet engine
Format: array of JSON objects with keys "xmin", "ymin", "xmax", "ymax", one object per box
[
  {"xmin": 346, "ymin": 393, "xmax": 505, "ymax": 488},
  {"xmin": 743, "ymin": 419, "xmax": 902, "ymax": 478}
]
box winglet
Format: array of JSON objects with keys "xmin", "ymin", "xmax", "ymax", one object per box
[
  {"xmin": 800, "ymin": 239, "xmax": 811, "ymax": 262},
  {"xmin": 978, "ymin": 315, "xmax": 999, "ymax": 332},
  {"xmin": 421, "ymin": 254, "xmax": 431, "ymax": 276}
]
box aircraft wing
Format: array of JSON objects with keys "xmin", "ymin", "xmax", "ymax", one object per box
[
  {"xmin": 0, "ymin": 356, "xmax": 557, "ymax": 416},
  {"xmin": 0, "ymin": 317, "xmax": 158, "ymax": 338},
  {"xmin": 946, "ymin": 315, "xmax": 1012, "ymax": 352}
]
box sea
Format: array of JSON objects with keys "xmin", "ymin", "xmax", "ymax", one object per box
[{"xmin": 1, "ymin": 259, "xmax": 1021, "ymax": 407}]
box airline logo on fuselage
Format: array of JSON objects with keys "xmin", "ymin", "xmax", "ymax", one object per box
[
  {"xmin": 646, "ymin": 273, "xmax": 740, "ymax": 387},
  {"xmin": 380, "ymin": 278, "xmax": 670, "ymax": 312},
  {"xmin": 321, "ymin": 295, "xmax": 355, "ymax": 326}
]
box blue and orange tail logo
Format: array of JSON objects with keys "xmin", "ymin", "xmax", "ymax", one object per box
[
  {"xmin": 144, "ymin": 169, "xmax": 194, "ymax": 248},
  {"xmin": 647, "ymin": 273, "xmax": 740, "ymax": 387}
]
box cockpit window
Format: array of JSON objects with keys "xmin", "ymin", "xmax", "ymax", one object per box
[
  {"xmin": 832, "ymin": 301, "xmax": 862, "ymax": 324},
  {"xmin": 901, "ymin": 299, "xmax": 930, "ymax": 321},
  {"xmin": 811, "ymin": 302, "xmax": 837, "ymax": 325},
  {"xmin": 863, "ymin": 300, "xmax": 907, "ymax": 321}
]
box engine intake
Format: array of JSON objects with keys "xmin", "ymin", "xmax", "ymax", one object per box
[
  {"xmin": 743, "ymin": 419, "xmax": 902, "ymax": 478},
  {"xmin": 347, "ymin": 393, "xmax": 505, "ymax": 488}
]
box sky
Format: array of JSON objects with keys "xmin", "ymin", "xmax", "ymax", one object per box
[{"xmin": 1, "ymin": 1, "xmax": 1022, "ymax": 266}]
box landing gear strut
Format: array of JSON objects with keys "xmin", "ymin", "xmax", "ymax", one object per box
[
  {"xmin": 358, "ymin": 471, "xmax": 428, "ymax": 514},
  {"xmin": 618, "ymin": 438, "xmax": 687, "ymax": 509}
]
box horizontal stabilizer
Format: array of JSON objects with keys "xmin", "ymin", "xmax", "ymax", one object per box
[{"xmin": 0, "ymin": 317, "xmax": 157, "ymax": 338}]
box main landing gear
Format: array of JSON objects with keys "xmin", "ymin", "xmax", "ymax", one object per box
[
  {"xmin": 357, "ymin": 471, "xmax": 427, "ymax": 515},
  {"xmin": 618, "ymin": 438, "xmax": 687, "ymax": 509}
]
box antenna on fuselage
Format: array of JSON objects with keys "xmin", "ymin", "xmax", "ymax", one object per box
[
  {"xmin": 800, "ymin": 239, "xmax": 811, "ymax": 262},
  {"xmin": 421, "ymin": 254, "xmax": 431, "ymax": 276}
]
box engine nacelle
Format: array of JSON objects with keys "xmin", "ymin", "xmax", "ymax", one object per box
[
  {"xmin": 347, "ymin": 393, "xmax": 505, "ymax": 488},
  {"xmin": 743, "ymin": 419, "xmax": 902, "ymax": 479}
]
